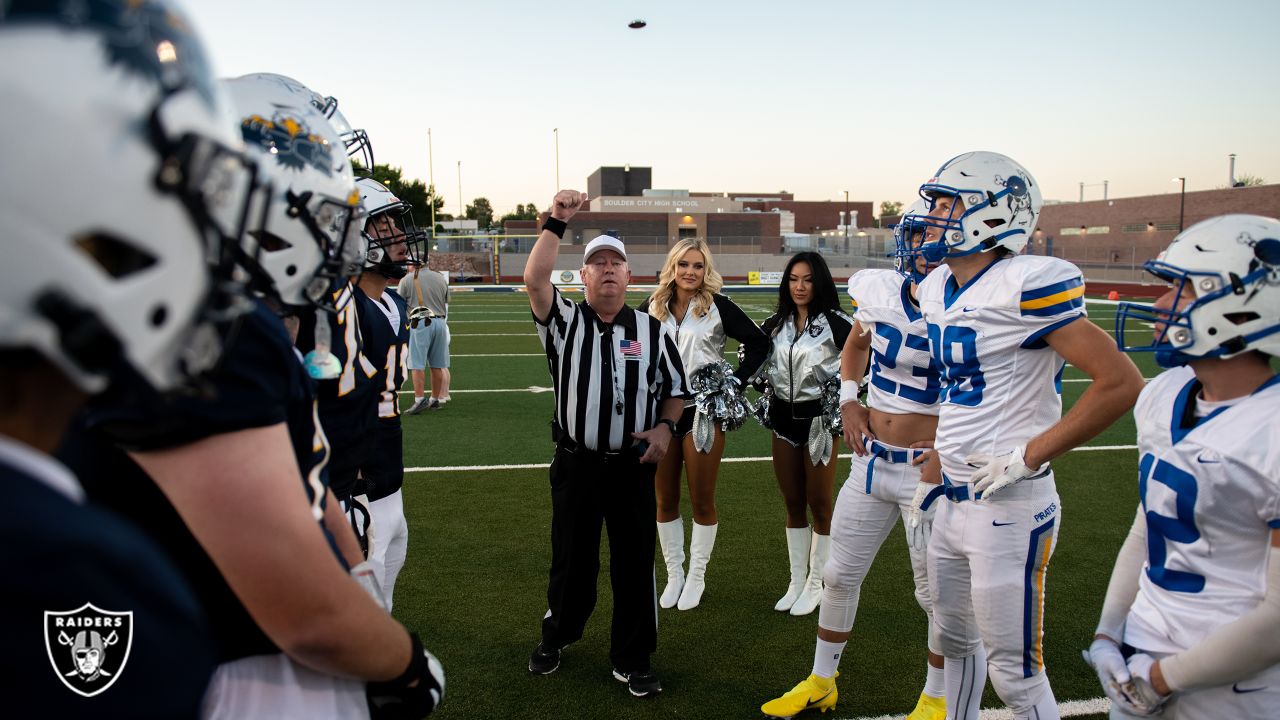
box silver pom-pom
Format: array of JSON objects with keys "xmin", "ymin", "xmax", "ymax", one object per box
[
  {"xmin": 807, "ymin": 416, "xmax": 833, "ymax": 467},
  {"xmin": 752, "ymin": 387, "xmax": 773, "ymax": 430},
  {"xmin": 688, "ymin": 360, "xmax": 754, "ymax": 453}
]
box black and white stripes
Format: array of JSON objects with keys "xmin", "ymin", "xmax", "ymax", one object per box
[{"xmin": 535, "ymin": 288, "xmax": 687, "ymax": 452}]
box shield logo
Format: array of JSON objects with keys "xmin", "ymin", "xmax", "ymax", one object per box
[{"xmin": 44, "ymin": 603, "xmax": 133, "ymax": 698}]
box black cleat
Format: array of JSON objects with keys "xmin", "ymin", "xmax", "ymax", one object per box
[
  {"xmin": 612, "ymin": 668, "xmax": 662, "ymax": 698},
  {"xmin": 528, "ymin": 643, "xmax": 561, "ymax": 675}
]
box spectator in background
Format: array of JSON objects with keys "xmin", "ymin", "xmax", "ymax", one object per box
[{"xmin": 398, "ymin": 264, "xmax": 451, "ymax": 413}]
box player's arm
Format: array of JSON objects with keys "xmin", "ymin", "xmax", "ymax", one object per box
[
  {"xmin": 1024, "ymin": 318, "xmax": 1144, "ymax": 468},
  {"xmin": 839, "ymin": 320, "xmax": 874, "ymax": 455},
  {"xmin": 1151, "ymin": 527, "xmax": 1280, "ymax": 695},
  {"xmin": 525, "ymin": 190, "xmax": 585, "ymax": 322},
  {"xmin": 130, "ymin": 423, "xmax": 413, "ymax": 681}
]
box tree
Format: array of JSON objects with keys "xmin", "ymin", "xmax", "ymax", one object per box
[
  {"xmin": 351, "ymin": 160, "xmax": 449, "ymax": 224},
  {"xmin": 1235, "ymin": 173, "xmax": 1265, "ymax": 187},
  {"xmin": 880, "ymin": 200, "xmax": 904, "ymax": 218},
  {"xmin": 465, "ymin": 197, "xmax": 494, "ymax": 230},
  {"xmin": 498, "ymin": 202, "xmax": 540, "ymax": 227}
]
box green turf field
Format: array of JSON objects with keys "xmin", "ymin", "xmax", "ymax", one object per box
[{"xmin": 391, "ymin": 289, "xmax": 1161, "ymax": 720}]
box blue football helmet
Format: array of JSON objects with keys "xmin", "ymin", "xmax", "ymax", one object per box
[
  {"xmin": 1116, "ymin": 214, "xmax": 1280, "ymax": 368},
  {"xmin": 892, "ymin": 198, "xmax": 933, "ymax": 283}
]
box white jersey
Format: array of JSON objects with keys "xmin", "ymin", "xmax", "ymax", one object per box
[
  {"xmin": 1123, "ymin": 365, "xmax": 1280, "ymax": 655},
  {"xmin": 917, "ymin": 255, "xmax": 1084, "ymax": 484},
  {"xmin": 847, "ymin": 269, "xmax": 940, "ymax": 416}
]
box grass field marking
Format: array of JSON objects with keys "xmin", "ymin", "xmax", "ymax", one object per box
[
  {"xmin": 404, "ymin": 445, "xmax": 1138, "ymax": 473},
  {"xmin": 451, "ymin": 353, "xmax": 544, "ymax": 358},
  {"xmin": 842, "ymin": 696, "xmax": 1108, "ymax": 720},
  {"xmin": 449, "ymin": 332, "xmax": 538, "ymax": 337}
]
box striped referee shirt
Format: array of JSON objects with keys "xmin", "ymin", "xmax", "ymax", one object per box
[{"xmin": 535, "ymin": 287, "xmax": 689, "ymax": 452}]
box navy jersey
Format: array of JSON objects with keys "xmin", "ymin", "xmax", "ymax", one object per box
[
  {"xmin": 4, "ymin": 448, "xmax": 212, "ymax": 718},
  {"xmin": 358, "ymin": 286, "xmax": 410, "ymax": 501},
  {"xmin": 58, "ymin": 300, "xmax": 338, "ymax": 664},
  {"xmin": 296, "ymin": 282, "xmax": 379, "ymax": 494}
]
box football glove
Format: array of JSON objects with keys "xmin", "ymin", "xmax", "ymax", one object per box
[
  {"xmin": 1082, "ymin": 639, "xmax": 1162, "ymax": 717},
  {"xmin": 1125, "ymin": 653, "xmax": 1171, "ymax": 715},
  {"xmin": 906, "ymin": 480, "xmax": 939, "ymax": 551},
  {"xmin": 367, "ymin": 633, "xmax": 445, "ymax": 719},
  {"xmin": 966, "ymin": 445, "xmax": 1047, "ymax": 500}
]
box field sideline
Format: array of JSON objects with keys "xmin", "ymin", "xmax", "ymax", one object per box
[{"xmin": 390, "ymin": 290, "xmax": 1158, "ymax": 720}]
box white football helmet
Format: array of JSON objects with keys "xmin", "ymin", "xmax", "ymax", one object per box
[
  {"xmin": 892, "ymin": 198, "xmax": 934, "ymax": 283},
  {"xmin": 1117, "ymin": 214, "xmax": 1280, "ymax": 366},
  {"xmin": 225, "ymin": 73, "xmax": 366, "ymax": 310},
  {"xmin": 914, "ymin": 151, "xmax": 1042, "ymax": 259},
  {"xmin": 356, "ymin": 177, "xmax": 425, "ymax": 280},
  {"xmin": 310, "ymin": 91, "xmax": 374, "ymax": 171},
  {"xmin": 0, "ymin": 0, "xmax": 262, "ymax": 393}
]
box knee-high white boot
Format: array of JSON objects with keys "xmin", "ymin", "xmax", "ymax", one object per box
[
  {"xmin": 790, "ymin": 531, "xmax": 831, "ymax": 616},
  {"xmin": 677, "ymin": 522, "xmax": 718, "ymax": 610},
  {"xmin": 775, "ymin": 527, "xmax": 812, "ymax": 612},
  {"xmin": 656, "ymin": 518, "xmax": 686, "ymax": 609}
]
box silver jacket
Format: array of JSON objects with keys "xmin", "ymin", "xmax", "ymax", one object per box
[
  {"xmin": 766, "ymin": 311, "xmax": 852, "ymax": 403},
  {"xmin": 659, "ymin": 303, "xmax": 727, "ymax": 379}
]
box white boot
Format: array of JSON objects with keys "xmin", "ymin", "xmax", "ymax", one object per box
[
  {"xmin": 790, "ymin": 531, "xmax": 831, "ymax": 616},
  {"xmin": 775, "ymin": 527, "xmax": 812, "ymax": 612},
  {"xmin": 656, "ymin": 518, "xmax": 685, "ymax": 609},
  {"xmin": 677, "ymin": 522, "xmax": 718, "ymax": 610}
]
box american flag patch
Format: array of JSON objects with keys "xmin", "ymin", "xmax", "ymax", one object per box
[{"xmin": 620, "ymin": 339, "xmax": 643, "ymax": 357}]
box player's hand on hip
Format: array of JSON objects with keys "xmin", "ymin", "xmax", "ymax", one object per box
[
  {"xmin": 966, "ymin": 445, "xmax": 1044, "ymax": 500},
  {"xmin": 906, "ymin": 479, "xmax": 939, "ymax": 552},
  {"xmin": 550, "ymin": 190, "xmax": 586, "ymax": 220},
  {"xmin": 840, "ymin": 401, "xmax": 872, "ymax": 455}
]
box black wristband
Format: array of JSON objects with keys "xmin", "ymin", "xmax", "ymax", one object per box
[
  {"xmin": 542, "ymin": 216, "xmax": 567, "ymax": 239},
  {"xmin": 655, "ymin": 418, "xmax": 677, "ymax": 434}
]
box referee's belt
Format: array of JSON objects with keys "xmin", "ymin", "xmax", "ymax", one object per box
[
  {"xmin": 557, "ymin": 437, "xmax": 638, "ymax": 462},
  {"xmin": 866, "ymin": 440, "xmax": 921, "ymax": 465}
]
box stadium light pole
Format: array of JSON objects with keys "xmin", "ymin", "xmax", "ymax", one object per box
[
  {"xmin": 843, "ymin": 190, "xmax": 850, "ymax": 247},
  {"xmin": 458, "ymin": 160, "xmax": 464, "ymax": 226},
  {"xmin": 1172, "ymin": 177, "xmax": 1186, "ymax": 232},
  {"xmin": 427, "ymin": 128, "xmax": 436, "ymax": 249}
]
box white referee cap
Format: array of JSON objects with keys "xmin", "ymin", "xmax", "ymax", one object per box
[{"xmin": 583, "ymin": 235, "xmax": 628, "ymax": 264}]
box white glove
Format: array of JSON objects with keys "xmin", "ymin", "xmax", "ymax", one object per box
[
  {"xmin": 966, "ymin": 445, "xmax": 1046, "ymax": 500},
  {"xmin": 906, "ymin": 481, "xmax": 938, "ymax": 552},
  {"xmin": 1125, "ymin": 653, "xmax": 1171, "ymax": 716},
  {"xmin": 1083, "ymin": 639, "xmax": 1144, "ymax": 716}
]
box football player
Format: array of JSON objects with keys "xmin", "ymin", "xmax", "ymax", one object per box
[
  {"xmin": 1, "ymin": 1, "xmax": 255, "ymax": 714},
  {"xmin": 59, "ymin": 73, "xmax": 443, "ymax": 718},
  {"xmin": 353, "ymin": 176, "xmax": 422, "ymax": 608},
  {"xmin": 909, "ymin": 152, "xmax": 1144, "ymax": 720},
  {"xmin": 762, "ymin": 201, "xmax": 956, "ymax": 720},
  {"xmin": 1088, "ymin": 214, "xmax": 1280, "ymax": 719}
]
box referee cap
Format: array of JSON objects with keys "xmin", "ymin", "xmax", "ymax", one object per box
[{"xmin": 583, "ymin": 235, "xmax": 628, "ymax": 264}]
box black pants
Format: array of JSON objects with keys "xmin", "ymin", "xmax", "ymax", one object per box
[{"xmin": 542, "ymin": 443, "xmax": 658, "ymax": 673}]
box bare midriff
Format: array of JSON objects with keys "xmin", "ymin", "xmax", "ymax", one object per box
[{"xmin": 868, "ymin": 408, "xmax": 938, "ymax": 449}]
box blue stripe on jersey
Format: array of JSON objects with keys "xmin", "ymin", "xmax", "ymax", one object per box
[
  {"xmin": 899, "ymin": 277, "xmax": 922, "ymax": 322},
  {"xmin": 1023, "ymin": 518, "xmax": 1056, "ymax": 678},
  {"xmin": 1269, "ymin": 519, "xmax": 1280, "ymax": 529},
  {"xmin": 1021, "ymin": 297, "xmax": 1085, "ymax": 317},
  {"xmin": 1021, "ymin": 314, "xmax": 1082, "ymax": 349},
  {"xmin": 1020, "ymin": 277, "xmax": 1084, "ymax": 302},
  {"xmin": 1053, "ymin": 363, "xmax": 1065, "ymax": 394}
]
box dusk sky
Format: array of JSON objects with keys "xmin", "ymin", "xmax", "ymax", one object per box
[{"xmin": 186, "ymin": 0, "xmax": 1279, "ymax": 219}]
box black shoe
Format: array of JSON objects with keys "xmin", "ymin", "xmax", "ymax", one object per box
[
  {"xmin": 528, "ymin": 643, "xmax": 560, "ymax": 675},
  {"xmin": 612, "ymin": 668, "xmax": 661, "ymax": 698}
]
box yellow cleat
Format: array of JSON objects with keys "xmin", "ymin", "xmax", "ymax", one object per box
[
  {"xmin": 761, "ymin": 673, "xmax": 839, "ymax": 719},
  {"xmin": 905, "ymin": 692, "xmax": 946, "ymax": 720}
]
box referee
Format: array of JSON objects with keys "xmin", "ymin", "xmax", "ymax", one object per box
[{"xmin": 523, "ymin": 189, "xmax": 688, "ymax": 698}]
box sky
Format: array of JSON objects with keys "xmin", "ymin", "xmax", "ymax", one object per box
[{"xmin": 185, "ymin": 0, "xmax": 1280, "ymax": 219}]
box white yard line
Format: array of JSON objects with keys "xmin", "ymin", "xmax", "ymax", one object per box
[{"xmin": 405, "ymin": 446, "xmax": 1137, "ymax": 473}]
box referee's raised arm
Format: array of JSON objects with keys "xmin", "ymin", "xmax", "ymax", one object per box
[{"xmin": 525, "ymin": 189, "xmax": 587, "ymax": 321}]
